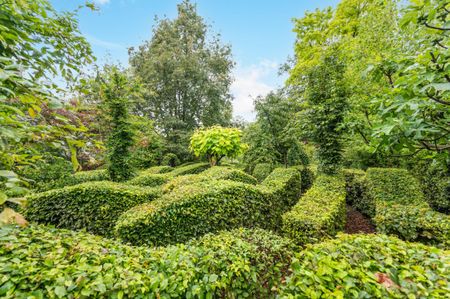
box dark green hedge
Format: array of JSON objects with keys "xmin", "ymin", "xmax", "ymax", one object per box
[
  {"xmin": 365, "ymin": 168, "xmax": 450, "ymax": 247},
  {"xmin": 139, "ymin": 165, "xmax": 173, "ymax": 174},
  {"xmin": 32, "ymin": 169, "xmax": 110, "ymax": 192},
  {"xmin": 115, "ymin": 180, "xmax": 276, "ymax": 246},
  {"xmin": 282, "ymin": 175, "xmax": 346, "ymax": 245},
  {"xmin": 252, "ymin": 163, "xmax": 274, "ymax": 182},
  {"xmin": 0, "ymin": 225, "xmax": 296, "ymax": 298},
  {"xmin": 127, "ymin": 173, "xmax": 170, "ymax": 187},
  {"xmin": 259, "ymin": 167, "xmax": 302, "ymax": 208},
  {"xmin": 342, "ymin": 168, "xmax": 368, "ymax": 211},
  {"xmin": 279, "ymin": 233, "xmax": 449, "ymax": 298},
  {"xmin": 24, "ymin": 182, "xmax": 160, "ymax": 237},
  {"xmin": 167, "ymin": 162, "xmax": 210, "ymax": 177}
]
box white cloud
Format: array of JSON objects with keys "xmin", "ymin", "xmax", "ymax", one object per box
[
  {"xmin": 231, "ymin": 60, "xmax": 280, "ymax": 121},
  {"xmin": 85, "ymin": 34, "xmax": 125, "ymax": 50},
  {"xmin": 94, "ymin": 0, "xmax": 110, "ymax": 5}
]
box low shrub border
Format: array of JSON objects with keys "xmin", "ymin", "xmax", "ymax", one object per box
[
  {"xmin": 24, "ymin": 181, "xmax": 160, "ymax": 237},
  {"xmin": 0, "ymin": 225, "xmax": 296, "ymax": 298},
  {"xmin": 282, "ymin": 175, "xmax": 346, "ymax": 245},
  {"xmin": 279, "ymin": 233, "xmax": 449, "ymax": 298}
]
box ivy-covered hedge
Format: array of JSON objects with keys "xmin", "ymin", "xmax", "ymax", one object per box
[
  {"xmin": 0, "ymin": 225, "xmax": 296, "ymax": 298},
  {"xmin": 365, "ymin": 168, "xmax": 450, "ymax": 247},
  {"xmin": 342, "ymin": 168, "xmax": 367, "ymax": 210},
  {"xmin": 279, "ymin": 234, "xmax": 450, "ymax": 298},
  {"xmin": 24, "ymin": 182, "xmax": 160, "ymax": 237},
  {"xmin": 115, "ymin": 180, "xmax": 275, "ymax": 246},
  {"xmin": 282, "ymin": 175, "xmax": 346, "ymax": 245}
]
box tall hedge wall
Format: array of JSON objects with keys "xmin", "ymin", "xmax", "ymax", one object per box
[
  {"xmin": 259, "ymin": 167, "xmax": 302, "ymax": 208},
  {"xmin": 355, "ymin": 168, "xmax": 450, "ymax": 247},
  {"xmin": 0, "ymin": 225, "xmax": 296, "ymax": 298},
  {"xmin": 24, "ymin": 182, "xmax": 160, "ymax": 237},
  {"xmin": 282, "ymin": 175, "xmax": 346, "ymax": 245},
  {"xmin": 115, "ymin": 180, "xmax": 275, "ymax": 246}
]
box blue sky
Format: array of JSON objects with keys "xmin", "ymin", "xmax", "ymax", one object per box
[{"xmin": 51, "ymin": 0, "xmax": 338, "ymax": 120}]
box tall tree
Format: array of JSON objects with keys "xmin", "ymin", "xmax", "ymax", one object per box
[{"xmin": 129, "ymin": 0, "xmax": 234, "ymax": 159}]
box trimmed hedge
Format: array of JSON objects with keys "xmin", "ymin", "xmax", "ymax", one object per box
[
  {"xmin": 282, "ymin": 175, "xmax": 346, "ymax": 245},
  {"xmin": 342, "ymin": 168, "xmax": 367, "ymax": 209},
  {"xmin": 168, "ymin": 162, "xmax": 210, "ymax": 177},
  {"xmin": 139, "ymin": 165, "xmax": 173, "ymax": 175},
  {"xmin": 259, "ymin": 167, "xmax": 302, "ymax": 208},
  {"xmin": 162, "ymin": 166, "xmax": 257, "ymax": 193},
  {"xmin": 33, "ymin": 169, "xmax": 110, "ymax": 192},
  {"xmin": 252, "ymin": 163, "xmax": 274, "ymax": 182},
  {"xmin": 0, "ymin": 225, "xmax": 296, "ymax": 298},
  {"xmin": 365, "ymin": 168, "xmax": 450, "ymax": 247},
  {"xmin": 128, "ymin": 173, "xmax": 170, "ymax": 187},
  {"xmin": 24, "ymin": 181, "xmax": 160, "ymax": 237},
  {"xmin": 279, "ymin": 233, "xmax": 450, "ymax": 298},
  {"xmin": 115, "ymin": 180, "xmax": 276, "ymax": 246}
]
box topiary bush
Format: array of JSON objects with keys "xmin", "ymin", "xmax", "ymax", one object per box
[
  {"xmin": 259, "ymin": 167, "xmax": 302, "ymax": 208},
  {"xmin": 342, "ymin": 168, "xmax": 366, "ymax": 207},
  {"xmin": 139, "ymin": 165, "xmax": 173, "ymax": 175},
  {"xmin": 252, "ymin": 163, "xmax": 274, "ymax": 182},
  {"xmin": 167, "ymin": 162, "xmax": 210, "ymax": 177},
  {"xmin": 30, "ymin": 169, "xmax": 110, "ymax": 192},
  {"xmin": 282, "ymin": 175, "xmax": 346, "ymax": 245},
  {"xmin": 365, "ymin": 168, "xmax": 450, "ymax": 247},
  {"xmin": 0, "ymin": 225, "xmax": 297, "ymax": 298},
  {"xmin": 24, "ymin": 181, "xmax": 160, "ymax": 237},
  {"xmin": 127, "ymin": 173, "xmax": 170, "ymax": 187},
  {"xmin": 115, "ymin": 180, "xmax": 275, "ymax": 246},
  {"xmin": 279, "ymin": 234, "xmax": 450, "ymax": 298}
]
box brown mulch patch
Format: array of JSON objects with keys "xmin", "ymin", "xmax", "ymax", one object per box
[{"xmin": 345, "ymin": 205, "xmax": 376, "ymax": 234}]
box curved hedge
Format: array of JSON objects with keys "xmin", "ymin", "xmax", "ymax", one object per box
[
  {"xmin": 24, "ymin": 182, "xmax": 160, "ymax": 237},
  {"xmin": 128, "ymin": 173, "xmax": 170, "ymax": 187},
  {"xmin": 365, "ymin": 168, "xmax": 450, "ymax": 247},
  {"xmin": 116, "ymin": 180, "xmax": 276, "ymax": 246},
  {"xmin": 252, "ymin": 163, "xmax": 274, "ymax": 182},
  {"xmin": 282, "ymin": 175, "xmax": 346, "ymax": 245},
  {"xmin": 0, "ymin": 225, "xmax": 296, "ymax": 298},
  {"xmin": 168, "ymin": 162, "xmax": 210, "ymax": 177},
  {"xmin": 139, "ymin": 165, "xmax": 173, "ymax": 175},
  {"xmin": 33, "ymin": 169, "xmax": 110, "ymax": 192},
  {"xmin": 259, "ymin": 167, "xmax": 302, "ymax": 208},
  {"xmin": 279, "ymin": 234, "xmax": 450, "ymax": 298}
]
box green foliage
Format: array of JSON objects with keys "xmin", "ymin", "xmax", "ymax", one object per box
[
  {"xmin": 252, "ymin": 163, "xmax": 274, "ymax": 182},
  {"xmin": 24, "ymin": 181, "xmax": 160, "ymax": 237},
  {"xmin": 342, "ymin": 168, "xmax": 367, "ymax": 207},
  {"xmin": 259, "ymin": 167, "xmax": 302, "ymax": 208},
  {"xmin": 128, "ymin": 174, "xmax": 169, "ymax": 187},
  {"xmin": 33, "ymin": 169, "xmax": 110, "ymax": 192},
  {"xmin": 282, "ymin": 175, "xmax": 346, "ymax": 245},
  {"xmin": 190, "ymin": 126, "xmax": 247, "ymax": 166},
  {"xmin": 103, "ymin": 67, "xmax": 135, "ymax": 182},
  {"xmin": 161, "ymin": 153, "xmax": 180, "ymax": 167},
  {"xmin": 19, "ymin": 157, "xmax": 73, "ymax": 190},
  {"xmin": 279, "ymin": 234, "xmax": 450, "ymax": 298},
  {"xmin": 168, "ymin": 162, "xmax": 210, "ymax": 177},
  {"xmin": 139, "ymin": 165, "xmax": 174, "ymax": 174},
  {"xmin": 0, "ymin": 0, "xmax": 94, "ymax": 170},
  {"xmin": 0, "ymin": 225, "xmax": 298, "ymax": 298},
  {"xmin": 303, "ymin": 53, "xmax": 349, "ymax": 174},
  {"xmin": 365, "ymin": 168, "xmax": 450, "ymax": 246},
  {"xmin": 374, "ymin": 203, "xmax": 450, "ymax": 248},
  {"xmin": 115, "ymin": 180, "xmax": 274, "ymax": 246}
]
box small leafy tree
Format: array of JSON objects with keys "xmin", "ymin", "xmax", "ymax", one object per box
[
  {"xmin": 103, "ymin": 68, "xmax": 135, "ymax": 182},
  {"xmin": 190, "ymin": 126, "xmax": 247, "ymax": 166}
]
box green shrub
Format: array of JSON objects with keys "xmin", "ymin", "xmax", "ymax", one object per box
[
  {"xmin": 365, "ymin": 168, "xmax": 450, "ymax": 247},
  {"xmin": 374, "ymin": 203, "xmax": 450, "ymax": 248},
  {"xmin": 200, "ymin": 166, "xmax": 258, "ymax": 185},
  {"xmin": 116, "ymin": 180, "xmax": 276, "ymax": 246},
  {"xmin": 252, "ymin": 163, "xmax": 274, "ymax": 182},
  {"xmin": 279, "ymin": 234, "xmax": 450, "ymax": 298},
  {"xmin": 127, "ymin": 174, "xmax": 170, "ymax": 187},
  {"xmin": 299, "ymin": 166, "xmax": 314, "ymax": 193},
  {"xmin": 259, "ymin": 167, "xmax": 302, "ymax": 208},
  {"xmin": 0, "ymin": 225, "xmax": 297, "ymax": 298},
  {"xmin": 24, "ymin": 181, "xmax": 160, "ymax": 237},
  {"xmin": 161, "ymin": 153, "xmax": 180, "ymax": 167},
  {"xmin": 342, "ymin": 168, "xmax": 366, "ymax": 207},
  {"xmin": 168, "ymin": 162, "xmax": 210, "ymax": 177},
  {"xmin": 139, "ymin": 165, "xmax": 173, "ymax": 175},
  {"xmin": 72, "ymin": 169, "xmax": 110, "ymax": 183},
  {"xmin": 20, "ymin": 157, "xmax": 73, "ymax": 191},
  {"xmin": 282, "ymin": 175, "xmax": 346, "ymax": 245}
]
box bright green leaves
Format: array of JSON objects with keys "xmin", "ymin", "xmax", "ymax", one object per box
[{"xmin": 190, "ymin": 126, "xmax": 247, "ymax": 166}]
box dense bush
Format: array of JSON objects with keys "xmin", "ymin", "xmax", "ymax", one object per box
[
  {"xmin": 259, "ymin": 167, "xmax": 302, "ymax": 208},
  {"xmin": 115, "ymin": 180, "xmax": 275, "ymax": 246},
  {"xmin": 279, "ymin": 234, "xmax": 449, "ymax": 298},
  {"xmin": 161, "ymin": 153, "xmax": 180, "ymax": 167},
  {"xmin": 365, "ymin": 168, "xmax": 450, "ymax": 247},
  {"xmin": 20, "ymin": 157, "xmax": 73, "ymax": 191},
  {"xmin": 0, "ymin": 225, "xmax": 297, "ymax": 298},
  {"xmin": 342, "ymin": 168, "xmax": 366, "ymax": 207},
  {"xmin": 168, "ymin": 162, "xmax": 210, "ymax": 176},
  {"xmin": 252, "ymin": 163, "xmax": 274, "ymax": 182},
  {"xmin": 201, "ymin": 166, "xmax": 258, "ymax": 185},
  {"xmin": 31, "ymin": 169, "xmax": 111, "ymax": 192},
  {"xmin": 299, "ymin": 166, "xmax": 314, "ymax": 192},
  {"xmin": 139, "ymin": 165, "xmax": 173, "ymax": 174},
  {"xmin": 127, "ymin": 173, "xmax": 169, "ymax": 187},
  {"xmin": 282, "ymin": 175, "xmax": 346, "ymax": 244},
  {"xmin": 24, "ymin": 181, "xmax": 160, "ymax": 237}
]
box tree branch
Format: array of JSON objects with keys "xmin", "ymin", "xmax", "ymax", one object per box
[
  {"xmin": 425, "ymin": 22, "xmax": 450, "ymax": 31},
  {"xmin": 427, "ymin": 92, "xmax": 450, "ymax": 105}
]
